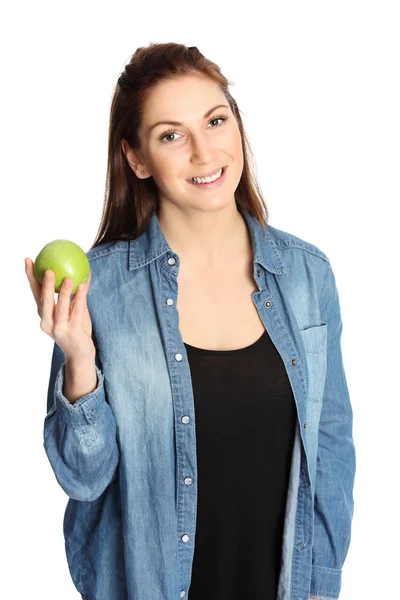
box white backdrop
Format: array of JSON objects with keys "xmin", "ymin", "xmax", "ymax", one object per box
[{"xmin": 3, "ymin": 1, "xmax": 399, "ymax": 598}]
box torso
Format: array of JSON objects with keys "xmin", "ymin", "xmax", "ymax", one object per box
[{"xmin": 176, "ymin": 257, "xmax": 265, "ymax": 351}]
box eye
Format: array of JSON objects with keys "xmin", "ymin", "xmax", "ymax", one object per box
[{"xmin": 158, "ymin": 115, "xmax": 228, "ymax": 144}]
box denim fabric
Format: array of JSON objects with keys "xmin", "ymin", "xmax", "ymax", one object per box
[{"xmin": 43, "ymin": 204, "xmax": 356, "ymax": 600}]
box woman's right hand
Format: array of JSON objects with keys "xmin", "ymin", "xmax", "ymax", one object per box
[{"xmin": 24, "ymin": 257, "xmax": 96, "ymax": 362}]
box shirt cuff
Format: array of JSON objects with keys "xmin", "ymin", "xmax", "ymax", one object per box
[
  {"xmin": 54, "ymin": 362, "xmax": 106, "ymax": 426},
  {"xmin": 309, "ymin": 564, "xmax": 342, "ymax": 599}
]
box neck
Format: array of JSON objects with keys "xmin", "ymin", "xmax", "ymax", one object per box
[{"xmin": 157, "ymin": 202, "xmax": 252, "ymax": 270}]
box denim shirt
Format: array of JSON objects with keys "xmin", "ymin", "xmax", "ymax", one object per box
[{"xmin": 43, "ymin": 204, "xmax": 356, "ymax": 600}]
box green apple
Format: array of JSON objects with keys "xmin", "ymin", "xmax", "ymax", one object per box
[{"xmin": 34, "ymin": 239, "xmax": 90, "ymax": 294}]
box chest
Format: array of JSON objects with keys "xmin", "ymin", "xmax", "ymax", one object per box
[{"xmin": 176, "ymin": 261, "xmax": 265, "ymax": 351}]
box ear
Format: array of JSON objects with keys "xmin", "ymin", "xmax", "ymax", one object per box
[{"xmin": 121, "ymin": 139, "xmax": 149, "ymax": 178}]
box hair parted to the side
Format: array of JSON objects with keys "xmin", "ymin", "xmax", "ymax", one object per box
[{"xmin": 89, "ymin": 42, "xmax": 268, "ymax": 251}]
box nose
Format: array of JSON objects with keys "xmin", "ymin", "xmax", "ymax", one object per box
[{"xmin": 189, "ymin": 131, "xmax": 215, "ymax": 165}]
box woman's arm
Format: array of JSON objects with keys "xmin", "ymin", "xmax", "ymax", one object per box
[
  {"xmin": 309, "ymin": 261, "xmax": 356, "ymax": 600},
  {"xmin": 43, "ymin": 339, "xmax": 120, "ymax": 501}
]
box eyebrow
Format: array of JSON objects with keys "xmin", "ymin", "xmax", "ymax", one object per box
[{"xmin": 148, "ymin": 104, "xmax": 229, "ymax": 133}]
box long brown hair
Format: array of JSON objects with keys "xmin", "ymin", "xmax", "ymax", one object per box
[{"xmin": 89, "ymin": 42, "xmax": 268, "ymax": 250}]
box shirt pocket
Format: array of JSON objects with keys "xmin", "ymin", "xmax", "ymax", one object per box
[{"xmin": 299, "ymin": 323, "xmax": 328, "ymax": 404}]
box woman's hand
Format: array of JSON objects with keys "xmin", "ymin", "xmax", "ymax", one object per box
[{"xmin": 25, "ymin": 257, "xmax": 96, "ymax": 362}]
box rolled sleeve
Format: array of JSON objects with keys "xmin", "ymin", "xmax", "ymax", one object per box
[
  {"xmin": 43, "ymin": 343, "xmax": 120, "ymax": 502},
  {"xmin": 54, "ymin": 362, "xmax": 105, "ymax": 425}
]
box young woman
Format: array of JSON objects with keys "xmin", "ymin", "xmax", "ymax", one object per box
[{"xmin": 25, "ymin": 43, "xmax": 355, "ymax": 600}]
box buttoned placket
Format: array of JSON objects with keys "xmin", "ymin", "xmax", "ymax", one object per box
[{"xmin": 165, "ymin": 254, "xmax": 192, "ymax": 598}]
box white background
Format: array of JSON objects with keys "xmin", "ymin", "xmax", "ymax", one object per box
[{"xmin": 2, "ymin": 1, "xmax": 399, "ymax": 598}]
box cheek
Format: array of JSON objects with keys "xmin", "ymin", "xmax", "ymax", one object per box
[
  {"xmin": 227, "ymin": 125, "xmax": 243, "ymax": 156},
  {"xmin": 150, "ymin": 156, "xmax": 176, "ymax": 181},
  {"xmin": 230, "ymin": 131, "xmax": 244, "ymax": 171},
  {"xmin": 151, "ymin": 157, "xmax": 187, "ymax": 191},
  {"xmin": 228, "ymin": 129, "xmax": 244, "ymax": 180}
]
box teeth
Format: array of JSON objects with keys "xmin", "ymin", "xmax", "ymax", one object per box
[{"xmin": 191, "ymin": 168, "xmax": 223, "ymax": 184}]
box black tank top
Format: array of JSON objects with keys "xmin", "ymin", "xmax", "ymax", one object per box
[{"xmin": 184, "ymin": 327, "xmax": 297, "ymax": 600}]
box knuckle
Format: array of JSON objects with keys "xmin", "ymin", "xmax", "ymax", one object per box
[
  {"xmin": 54, "ymin": 306, "xmax": 66, "ymax": 321},
  {"xmin": 52, "ymin": 323, "xmax": 62, "ymax": 335},
  {"xmin": 53, "ymin": 323, "xmax": 67, "ymax": 338},
  {"xmin": 39, "ymin": 320, "xmax": 49, "ymax": 333}
]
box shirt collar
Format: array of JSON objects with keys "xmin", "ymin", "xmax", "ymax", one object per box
[{"xmin": 128, "ymin": 204, "xmax": 285, "ymax": 275}]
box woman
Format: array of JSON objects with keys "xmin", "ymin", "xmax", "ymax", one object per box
[{"xmin": 25, "ymin": 43, "xmax": 355, "ymax": 600}]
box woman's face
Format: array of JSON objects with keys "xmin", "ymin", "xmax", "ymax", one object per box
[{"xmin": 123, "ymin": 74, "xmax": 244, "ymax": 214}]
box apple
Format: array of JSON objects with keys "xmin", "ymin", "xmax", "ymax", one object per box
[{"xmin": 34, "ymin": 239, "xmax": 90, "ymax": 294}]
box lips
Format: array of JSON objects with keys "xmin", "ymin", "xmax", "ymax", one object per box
[
  {"xmin": 186, "ymin": 166, "xmax": 227, "ymax": 188},
  {"xmin": 186, "ymin": 166, "xmax": 226, "ymax": 181}
]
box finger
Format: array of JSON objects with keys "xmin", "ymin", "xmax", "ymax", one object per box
[
  {"xmin": 69, "ymin": 269, "xmax": 91, "ymax": 311},
  {"xmin": 25, "ymin": 258, "xmax": 43, "ymax": 310},
  {"xmin": 82, "ymin": 270, "xmax": 92, "ymax": 290},
  {"xmin": 54, "ymin": 276, "xmax": 73, "ymax": 325},
  {"xmin": 69, "ymin": 280, "xmax": 87, "ymax": 327},
  {"xmin": 40, "ymin": 269, "xmax": 56, "ymax": 326}
]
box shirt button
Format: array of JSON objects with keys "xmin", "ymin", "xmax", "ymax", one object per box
[
  {"xmin": 175, "ymin": 353, "xmax": 183, "ymax": 361},
  {"xmin": 297, "ymin": 541, "xmax": 306, "ymax": 550},
  {"xmin": 182, "ymin": 534, "xmax": 190, "ymax": 543},
  {"xmin": 181, "ymin": 416, "xmax": 190, "ymax": 424},
  {"xmin": 264, "ymin": 300, "xmax": 272, "ymax": 308},
  {"xmin": 184, "ymin": 477, "xmax": 193, "ymax": 485},
  {"xmin": 180, "ymin": 591, "xmax": 186, "ymax": 598},
  {"xmin": 291, "ymin": 358, "xmax": 297, "ymax": 366},
  {"xmin": 168, "ymin": 257, "xmax": 176, "ymax": 265},
  {"xmin": 166, "ymin": 298, "xmax": 174, "ymax": 305}
]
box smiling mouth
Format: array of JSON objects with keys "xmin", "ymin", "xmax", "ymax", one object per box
[{"xmin": 187, "ymin": 166, "xmax": 227, "ymax": 184}]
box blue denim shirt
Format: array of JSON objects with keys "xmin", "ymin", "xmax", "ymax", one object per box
[{"xmin": 43, "ymin": 204, "xmax": 356, "ymax": 600}]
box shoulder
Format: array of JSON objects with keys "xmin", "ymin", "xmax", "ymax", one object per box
[
  {"xmin": 265, "ymin": 223, "xmax": 337, "ymax": 320},
  {"xmin": 266, "ymin": 223, "xmax": 330, "ymax": 264},
  {"xmin": 84, "ymin": 241, "xmax": 130, "ymax": 295},
  {"xmin": 85, "ymin": 240, "xmax": 129, "ymax": 263}
]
